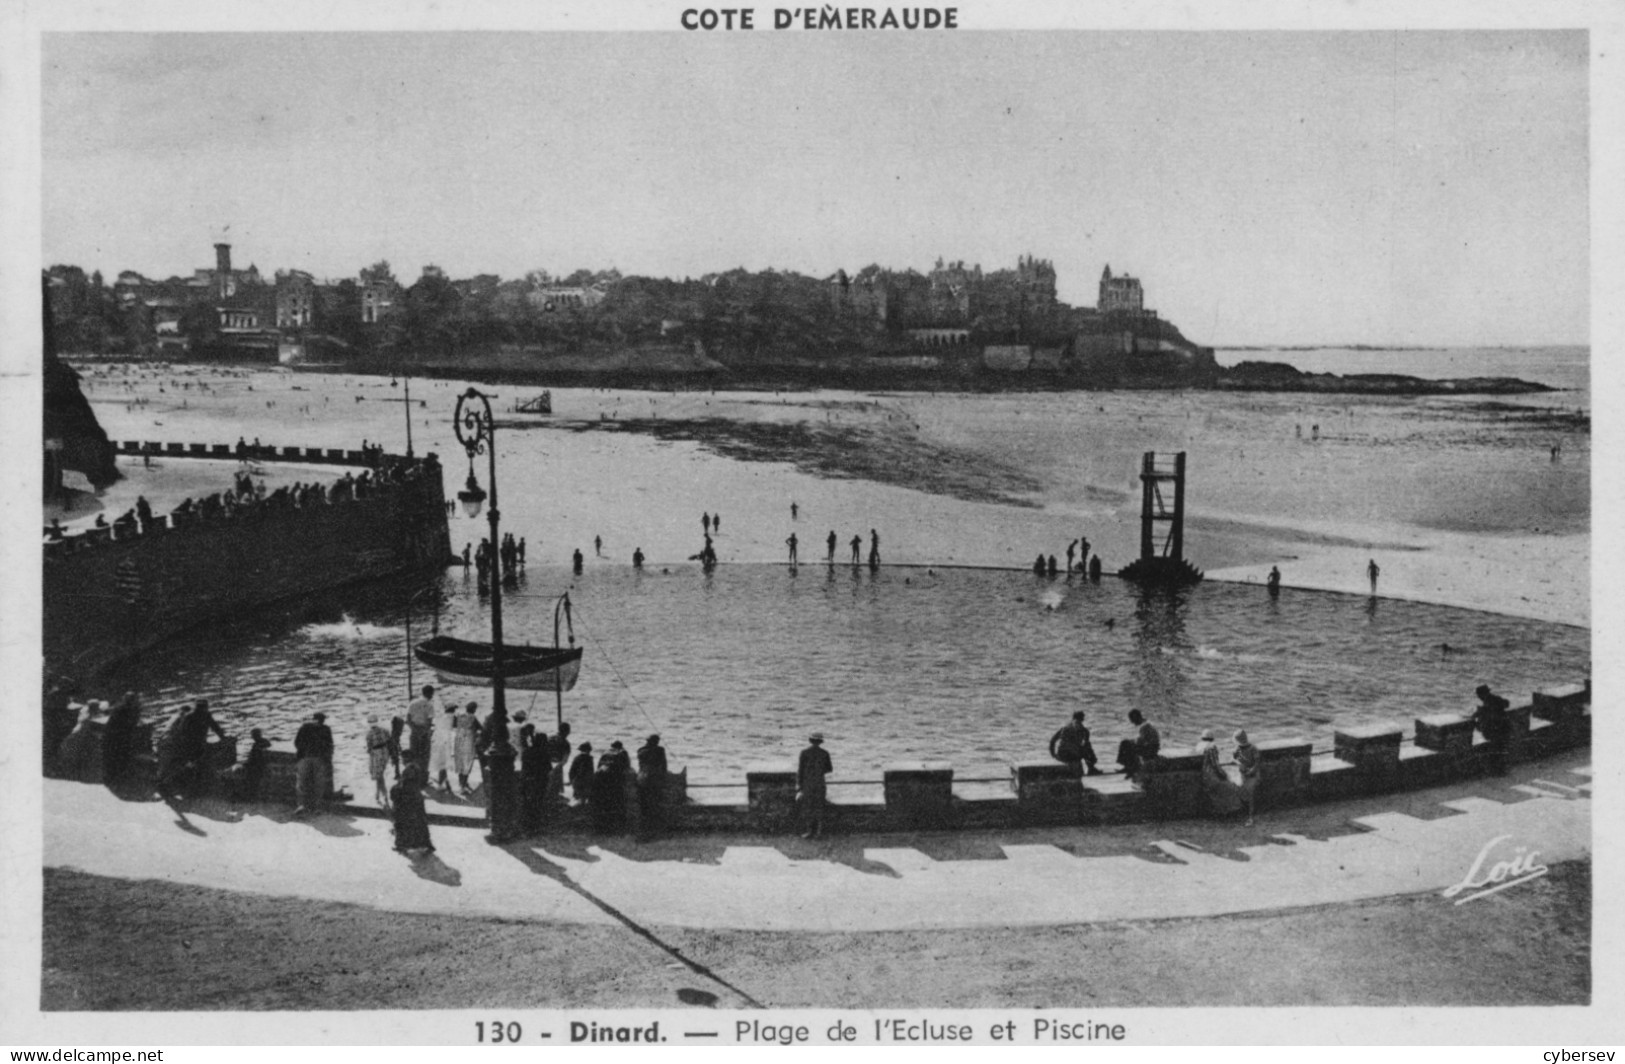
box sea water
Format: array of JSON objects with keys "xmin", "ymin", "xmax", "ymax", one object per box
[
  {"xmin": 79, "ymin": 348, "xmax": 1590, "ymax": 788},
  {"xmin": 98, "ymin": 563, "xmax": 1587, "ymax": 790}
]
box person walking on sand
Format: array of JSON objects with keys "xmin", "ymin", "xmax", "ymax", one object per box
[
  {"xmin": 791, "ymin": 501, "xmax": 798, "ymax": 521},
  {"xmin": 1266, "ymin": 565, "xmax": 1281, "ymax": 596},
  {"xmin": 1233, "ymin": 730, "xmax": 1261, "ymax": 824},
  {"xmin": 1079, "ymin": 536, "xmax": 1090, "ymax": 573},
  {"xmin": 713, "ymin": 513, "xmax": 721, "ymax": 533},
  {"xmin": 869, "ymin": 529, "xmax": 881, "ymax": 567},
  {"xmin": 850, "ymin": 534, "xmax": 862, "ymax": 565},
  {"xmin": 366, "ymin": 715, "xmax": 393, "ymax": 809},
  {"xmin": 633, "ymin": 546, "xmax": 645, "ymax": 569},
  {"xmin": 702, "ymin": 512, "xmax": 711, "ymax": 535},
  {"xmin": 594, "ymin": 535, "xmax": 602, "ymax": 557},
  {"xmin": 1367, "ymin": 558, "xmax": 1380, "ymax": 595},
  {"xmin": 1066, "ymin": 539, "xmax": 1078, "ymax": 574},
  {"xmin": 798, "ymin": 732, "xmax": 833, "ymax": 839},
  {"xmin": 786, "ymin": 532, "xmax": 798, "ymax": 565}
]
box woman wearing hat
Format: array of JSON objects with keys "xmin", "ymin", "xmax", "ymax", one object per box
[
  {"xmin": 1233, "ymin": 730, "xmax": 1260, "ymax": 825},
  {"xmin": 798, "ymin": 732, "xmax": 833, "ymax": 839},
  {"xmin": 1196, "ymin": 729, "xmax": 1242, "ymax": 816},
  {"xmin": 365, "ymin": 714, "xmax": 393, "ymax": 810},
  {"xmin": 568, "ymin": 742, "xmax": 596, "ymax": 806}
]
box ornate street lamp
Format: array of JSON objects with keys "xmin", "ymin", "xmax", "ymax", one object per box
[
  {"xmin": 388, "ymin": 372, "xmax": 415, "ymax": 458},
  {"xmin": 453, "ymin": 386, "xmax": 520, "ymax": 843}
]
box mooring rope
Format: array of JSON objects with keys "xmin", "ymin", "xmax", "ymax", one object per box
[{"xmin": 568, "ymin": 603, "xmax": 665, "ymax": 735}]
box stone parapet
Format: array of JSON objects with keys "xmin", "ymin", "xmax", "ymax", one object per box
[
  {"xmin": 44, "ymin": 676, "xmax": 1593, "ymax": 836},
  {"xmin": 883, "ymin": 761, "xmax": 955, "ymax": 829},
  {"xmin": 1333, "ymin": 722, "xmax": 1403, "ymax": 785},
  {"xmin": 1140, "ymin": 749, "xmax": 1205, "ymax": 819},
  {"xmin": 1011, "ymin": 760, "xmax": 1082, "ymax": 825},
  {"xmin": 1255, "ymin": 738, "xmax": 1312, "ymax": 807},
  {"xmin": 746, "ymin": 764, "xmax": 798, "ymax": 832},
  {"xmin": 1415, "ymin": 714, "xmax": 1475, "ymax": 755},
  {"xmin": 1532, "ymin": 682, "xmax": 1589, "ymax": 724}
]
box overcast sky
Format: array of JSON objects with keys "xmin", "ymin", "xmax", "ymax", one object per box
[{"xmin": 41, "ymin": 30, "xmax": 1588, "ymax": 347}]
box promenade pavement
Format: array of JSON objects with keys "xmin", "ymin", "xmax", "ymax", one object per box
[{"xmin": 43, "ymin": 749, "xmax": 1590, "ymax": 933}]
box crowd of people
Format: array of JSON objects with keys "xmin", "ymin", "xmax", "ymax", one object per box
[
  {"xmin": 1047, "ymin": 707, "xmax": 1262, "ymax": 823},
  {"xmin": 467, "ymin": 533, "xmax": 527, "ymax": 582},
  {"xmin": 47, "ymin": 668, "xmax": 1517, "ymax": 848},
  {"xmin": 385, "ymin": 684, "xmax": 677, "ymax": 854},
  {"xmin": 1033, "ymin": 535, "xmax": 1104, "ymax": 580}
]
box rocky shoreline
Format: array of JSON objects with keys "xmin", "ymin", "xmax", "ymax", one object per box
[{"xmin": 398, "ymin": 358, "xmax": 1554, "ymax": 396}]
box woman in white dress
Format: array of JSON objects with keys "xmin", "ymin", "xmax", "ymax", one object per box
[
  {"xmin": 1197, "ymin": 728, "xmax": 1242, "ymax": 816},
  {"xmin": 429, "ymin": 703, "xmax": 455, "ymax": 791},
  {"xmin": 453, "ymin": 701, "xmax": 481, "ymax": 794}
]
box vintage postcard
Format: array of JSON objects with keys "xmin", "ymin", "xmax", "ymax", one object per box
[{"xmin": 2, "ymin": 0, "xmax": 1619, "ymax": 1051}]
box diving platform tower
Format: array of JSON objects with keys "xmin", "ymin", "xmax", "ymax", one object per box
[{"xmin": 1119, "ymin": 451, "xmax": 1203, "ymax": 586}]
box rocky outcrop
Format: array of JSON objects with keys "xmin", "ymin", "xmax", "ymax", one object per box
[{"xmin": 43, "ymin": 275, "xmax": 119, "ymax": 489}]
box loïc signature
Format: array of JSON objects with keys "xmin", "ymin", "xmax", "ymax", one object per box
[{"xmin": 1441, "ymin": 834, "xmax": 1549, "ymax": 905}]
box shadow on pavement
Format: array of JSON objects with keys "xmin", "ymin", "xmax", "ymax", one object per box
[{"xmin": 407, "ymin": 851, "xmax": 462, "ymax": 887}]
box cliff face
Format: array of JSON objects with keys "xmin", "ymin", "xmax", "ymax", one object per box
[{"xmin": 43, "ymin": 276, "xmax": 119, "ymax": 490}]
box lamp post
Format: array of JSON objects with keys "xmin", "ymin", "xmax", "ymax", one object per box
[
  {"xmin": 452, "ymin": 386, "xmax": 520, "ymax": 843},
  {"xmin": 387, "ymin": 372, "xmax": 415, "ymax": 458}
]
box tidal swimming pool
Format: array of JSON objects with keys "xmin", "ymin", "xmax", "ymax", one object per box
[{"xmin": 102, "ymin": 564, "xmax": 1589, "ymax": 790}]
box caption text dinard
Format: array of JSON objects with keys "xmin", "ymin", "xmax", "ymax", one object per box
[{"xmin": 473, "ymin": 1016, "xmax": 1126, "ymax": 1044}]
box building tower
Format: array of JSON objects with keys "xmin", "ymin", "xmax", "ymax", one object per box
[{"xmin": 214, "ymin": 243, "xmax": 232, "ymax": 300}]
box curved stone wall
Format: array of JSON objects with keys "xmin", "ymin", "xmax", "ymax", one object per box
[{"xmin": 43, "ymin": 444, "xmax": 450, "ymax": 683}]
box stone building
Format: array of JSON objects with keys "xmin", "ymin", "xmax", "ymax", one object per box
[
  {"xmin": 826, "ymin": 268, "xmax": 889, "ymax": 323},
  {"xmin": 275, "ymin": 270, "xmax": 316, "ymax": 328},
  {"xmin": 1098, "ymin": 264, "xmax": 1145, "ymax": 315}
]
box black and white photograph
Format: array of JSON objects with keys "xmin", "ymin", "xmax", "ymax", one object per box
[{"xmin": 3, "ymin": 0, "xmax": 1618, "ymax": 1049}]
